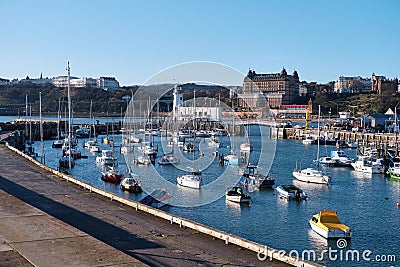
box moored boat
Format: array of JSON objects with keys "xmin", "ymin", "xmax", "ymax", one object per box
[
  {"xmin": 177, "ymin": 174, "xmax": 201, "ymax": 189},
  {"xmin": 313, "ymin": 156, "xmax": 336, "ymax": 167},
  {"xmin": 239, "ymin": 164, "xmax": 275, "ymax": 189},
  {"xmin": 120, "ymin": 175, "xmax": 142, "ymax": 193},
  {"xmin": 387, "ymin": 162, "xmax": 400, "ymax": 180},
  {"xmin": 96, "ymin": 149, "xmax": 116, "ymax": 166},
  {"xmin": 101, "ymin": 166, "xmax": 123, "ymax": 183},
  {"xmin": 351, "ymin": 155, "xmax": 385, "ymax": 174},
  {"xmin": 158, "ymin": 153, "xmax": 179, "ymax": 165},
  {"xmin": 276, "ymin": 185, "xmax": 307, "ymax": 201},
  {"xmin": 330, "ymin": 150, "xmax": 353, "ymax": 167},
  {"xmin": 293, "ymin": 167, "xmax": 330, "ymax": 185},
  {"xmin": 225, "ymin": 186, "xmax": 251, "ymax": 203},
  {"xmin": 309, "ymin": 210, "xmax": 352, "ymax": 239}
]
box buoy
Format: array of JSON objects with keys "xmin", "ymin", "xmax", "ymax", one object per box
[{"xmin": 397, "ymin": 202, "xmax": 400, "ymax": 207}]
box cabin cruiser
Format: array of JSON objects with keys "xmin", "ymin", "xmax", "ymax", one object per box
[
  {"xmin": 134, "ymin": 155, "xmax": 151, "ymax": 165},
  {"xmin": 329, "ymin": 150, "xmax": 353, "ymax": 167},
  {"xmin": 225, "ymin": 186, "xmax": 251, "ymax": 203},
  {"xmin": 120, "ymin": 174, "xmax": 142, "ymax": 193},
  {"xmin": 276, "ymin": 185, "xmax": 307, "ymax": 201},
  {"xmin": 177, "ymin": 174, "xmax": 201, "ymax": 189},
  {"xmin": 309, "ymin": 210, "xmax": 352, "ymax": 239},
  {"xmin": 158, "ymin": 154, "xmax": 179, "ymax": 165},
  {"xmin": 313, "ymin": 156, "xmax": 336, "ymax": 167},
  {"xmin": 96, "ymin": 150, "xmax": 117, "ymax": 166},
  {"xmin": 239, "ymin": 164, "xmax": 274, "ymax": 189},
  {"xmin": 351, "ymin": 155, "xmax": 385, "ymax": 174}
]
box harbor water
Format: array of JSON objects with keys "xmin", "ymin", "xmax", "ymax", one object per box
[{"xmin": 30, "ymin": 125, "xmax": 399, "ymax": 266}]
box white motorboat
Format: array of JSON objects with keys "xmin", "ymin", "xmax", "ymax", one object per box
[
  {"xmin": 309, "ymin": 210, "xmax": 352, "ymax": 239},
  {"xmin": 276, "ymin": 185, "xmax": 307, "ymax": 200},
  {"xmin": 120, "ymin": 174, "xmax": 142, "ymax": 193},
  {"xmin": 158, "ymin": 154, "xmax": 179, "ymax": 165},
  {"xmin": 177, "ymin": 174, "xmax": 201, "ymax": 189},
  {"xmin": 134, "ymin": 155, "xmax": 151, "ymax": 165},
  {"xmin": 351, "ymin": 155, "xmax": 385, "ymax": 174},
  {"xmin": 96, "ymin": 149, "xmax": 116, "ymax": 166},
  {"xmin": 89, "ymin": 144, "xmax": 100, "ymax": 153},
  {"xmin": 313, "ymin": 156, "xmax": 336, "ymax": 167},
  {"xmin": 225, "ymin": 186, "xmax": 251, "ymax": 203},
  {"xmin": 330, "ymin": 150, "xmax": 353, "ymax": 167},
  {"xmin": 120, "ymin": 144, "xmax": 134, "ymax": 154}
]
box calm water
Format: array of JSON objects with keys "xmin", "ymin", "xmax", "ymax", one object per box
[{"xmin": 31, "ymin": 125, "xmax": 399, "ymax": 266}]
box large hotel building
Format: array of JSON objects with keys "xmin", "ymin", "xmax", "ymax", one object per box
[{"xmin": 239, "ymin": 67, "xmax": 300, "ymax": 109}]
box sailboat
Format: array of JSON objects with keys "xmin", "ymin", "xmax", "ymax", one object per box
[
  {"xmin": 240, "ymin": 124, "xmax": 252, "ymax": 152},
  {"xmin": 292, "ymin": 105, "xmax": 330, "ymax": 185},
  {"xmin": 224, "ymin": 108, "xmax": 239, "ymax": 165},
  {"xmin": 61, "ymin": 62, "xmax": 80, "ymax": 166},
  {"xmin": 52, "ymin": 99, "xmax": 64, "ymax": 148}
]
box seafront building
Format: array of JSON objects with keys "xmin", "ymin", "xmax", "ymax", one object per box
[{"xmin": 239, "ymin": 67, "xmax": 300, "ymax": 109}]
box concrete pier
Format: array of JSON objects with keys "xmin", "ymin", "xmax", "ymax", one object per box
[{"xmin": 0, "ymin": 140, "xmax": 322, "ymax": 266}]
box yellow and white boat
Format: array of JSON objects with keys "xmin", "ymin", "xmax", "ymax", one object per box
[{"xmin": 309, "ymin": 210, "xmax": 352, "ymax": 239}]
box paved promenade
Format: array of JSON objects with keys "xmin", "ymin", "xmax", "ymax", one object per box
[{"xmin": 0, "ymin": 143, "xmax": 291, "ymax": 267}]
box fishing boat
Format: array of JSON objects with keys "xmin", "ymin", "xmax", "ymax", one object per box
[
  {"xmin": 101, "ymin": 166, "xmax": 123, "ymax": 183},
  {"xmin": 330, "ymin": 150, "xmax": 353, "ymax": 167},
  {"xmin": 309, "ymin": 210, "xmax": 352, "ymax": 239},
  {"xmin": 96, "ymin": 149, "xmax": 116, "ymax": 166},
  {"xmin": 120, "ymin": 174, "xmax": 142, "ymax": 193},
  {"xmin": 351, "ymin": 155, "xmax": 385, "ymax": 174},
  {"xmin": 225, "ymin": 186, "xmax": 251, "ymax": 203},
  {"xmin": 239, "ymin": 164, "xmax": 275, "ymax": 189},
  {"xmin": 293, "ymin": 105, "xmax": 330, "ymax": 185},
  {"xmin": 140, "ymin": 189, "xmax": 172, "ymax": 208},
  {"xmin": 387, "ymin": 162, "xmax": 400, "ymax": 180},
  {"xmin": 158, "ymin": 153, "xmax": 179, "ymax": 165},
  {"xmin": 276, "ymin": 185, "xmax": 307, "ymax": 201},
  {"xmin": 177, "ymin": 173, "xmax": 201, "ymax": 189}
]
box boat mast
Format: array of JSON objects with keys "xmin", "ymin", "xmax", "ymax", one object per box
[
  {"xmin": 25, "ymin": 95, "xmax": 28, "ymax": 140},
  {"xmin": 67, "ymin": 61, "xmax": 72, "ymax": 169},
  {"xmin": 316, "ymin": 105, "xmax": 321, "ymax": 168},
  {"xmin": 39, "ymin": 91, "xmax": 44, "ymax": 163}
]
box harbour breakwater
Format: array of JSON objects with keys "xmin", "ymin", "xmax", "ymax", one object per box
[
  {"xmin": 2, "ymin": 134, "xmax": 320, "ymax": 267},
  {"xmin": 271, "ymin": 127, "xmax": 399, "ymax": 150}
]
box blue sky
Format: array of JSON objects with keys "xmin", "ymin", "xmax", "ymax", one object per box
[{"xmin": 0, "ymin": 0, "xmax": 399, "ymax": 86}]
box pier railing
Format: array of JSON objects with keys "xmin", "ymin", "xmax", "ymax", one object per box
[{"xmin": 6, "ymin": 143, "xmax": 322, "ymax": 267}]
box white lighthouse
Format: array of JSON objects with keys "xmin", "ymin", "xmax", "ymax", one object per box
[{"xmin": 173, "ymin": 84, "xmax": 183, "ymax": 120}]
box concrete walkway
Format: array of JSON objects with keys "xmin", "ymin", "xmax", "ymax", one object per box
[{"xmin": 0, "ymin": 144, "xmax": 290, "ymax": 267}]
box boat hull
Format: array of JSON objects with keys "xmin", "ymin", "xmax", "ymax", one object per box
[{"xmin": 309, "ymin": 221, "xmax": 352, "ymax": 239}]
